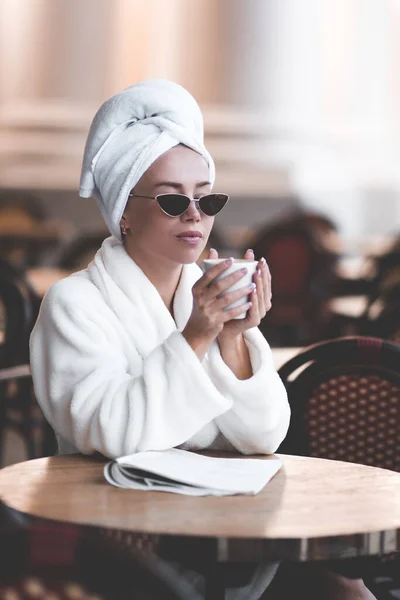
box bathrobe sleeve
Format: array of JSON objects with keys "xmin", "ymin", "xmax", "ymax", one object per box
[
  {"xmin": 30, "ymin": 280, "xmax": 233, "ymax": 459},
  {"xmin": 206, "ymin": 327, "xmax": 291, "ymax": 455}
]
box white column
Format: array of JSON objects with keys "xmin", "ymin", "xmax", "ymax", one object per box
[
  {"xmin": 0, "ymin": 0, "xmax": 48, "ymax": 103},
  {"xmin": 108, "ymin": 0, "xmax": 186, "ymax": 94},
  {"xmin": 184, "ymin": 0, "xmax": 400, "ymax": 241},
  {"xmin": 291, "ymin": 0, "xmax": 399, "ymax": 241}
]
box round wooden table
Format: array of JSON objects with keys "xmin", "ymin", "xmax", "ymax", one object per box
[{"xmin": 0, "ymin": 453, "xmax": 399, "ymax": 564}]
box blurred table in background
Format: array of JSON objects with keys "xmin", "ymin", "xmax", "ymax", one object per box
[
  {"xmin": 359, "ymin": 235, "xmax": 398, "ymax": 258},
  {"xmin": 27, "ymin": 268, "xmax": 71, "ymax": 297},
  {"xmin": 0, "ymin": 224, "xmax": 72, "ymax": 269},
  {"xmin": 0, "ymin": 364, "xmax": 31, "ymax": 381},
  {"xmin": 335, "ymin": 256, "xmax": 375, "ymax": 281},
  {"xmin": 328, "ymin": 295, "xmax": 368, "ymax": 319}
]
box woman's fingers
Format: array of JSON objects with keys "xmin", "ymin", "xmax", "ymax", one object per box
[
  {"xmin": 213, "ymin": 282, "xmax": 256, "ymax": 312},
  {"xmin": 244, "ymin": 248, "xmax": 254, "ymax": 261},
  {"xmin": 208, "ymin": 247, "xmax": 219, "ymax": 260},
  {"xmin": 196, "ymin": 258, "xmax": 234, "ymax": 290},
  {"xmin": 192, "ymin": 250, "xmax": 271, "ymax": 332},
  {"xmin": 261, "ymin": 257, "xmax": 272, "ymax": 309},
  {"xmin": 246, "ymin": 282, "xmax": 260, "ymax": 324},
  {"xmin": 222, "ymin": 300, "xmax": 253, "ymax": 321},
  {"xmin": 197, "ymin": 262, "xmax": 247, "ymax": 296},
  {"xmin": 255, "ymin": 261, "xmax": 265, "ymax": 314}
]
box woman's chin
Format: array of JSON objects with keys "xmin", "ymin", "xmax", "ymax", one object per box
[
  {"xmin": 181, "ymin": 253, "xmax": 203, "ymax": 265},
  {"xmin": 175, "ymin": 246, "xmax": 206, "ymax": 265}
]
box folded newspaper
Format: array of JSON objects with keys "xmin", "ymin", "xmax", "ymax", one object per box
[{"xmin": 104, "ymin": 448, "xmax": 282, "ymax": 496}]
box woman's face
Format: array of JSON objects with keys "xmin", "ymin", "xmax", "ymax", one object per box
[{"xmin": 122, "ymin": 145, "xmax": 214, "ymax": 266}]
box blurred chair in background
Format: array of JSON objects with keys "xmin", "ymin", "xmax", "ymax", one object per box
[
  {"xmin": 0, "ymin": 190, "xmax": 46, "ymax": 229},
  {"xmin": 249, "ymin": 212, "xmax": 339, "ymax": 346},
  {"xmin": 54, "ymin": 229, "xmax": 109, "ymax": 271},
  {"xmin": 0, "ymin": 259, "xmax": 39, "ymax": 367},
  {"xmin": 0, "ymin": 260, "xmax": 53, "ymax": 465},
  {"xmin": 292, "ymin": 209, "xmax": 339, "ymax": 251},
  {"xmin": 363, "ymin": 282, "xmax": 400, "ymax": 343},
  {"xmin": 0, "ymin": 190, "xmax": 72, "ymax": 269},
  {"xmin": 326, "ymin": 239, "xmax": 400, "ymax": 341},
  {"xmin": 277, "ymin": 336, "xmax": 399, "ymax": 470},
  {"xmin": 367, "ymin": 239, "xmax": 400, "ymax": 298},
  {"xmin": 0, "ymin": 519, "xmax": 194, "ymax": 600},
  {"xmin": 0, "ymin": 368, "xmax": 56, "ymax": 466},
  {"xmin": 358, "ymin": 267, "xmax": 400, "ymax": 343}
]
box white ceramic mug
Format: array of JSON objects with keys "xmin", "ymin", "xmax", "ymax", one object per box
[{"xmin": 200, "ymin": 258, "xmax": 258, "ymax": 319}]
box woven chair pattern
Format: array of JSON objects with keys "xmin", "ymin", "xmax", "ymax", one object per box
[
  {"xmin": 0, "ymin": 576, "xmax": 103, "ymax": 600},
  {"xmin": 97, "ymin": 528, "xmax": 160, "ymax": 557},
  {"xmin": 277, "ymin": 336, "xmax": 400, "ymax": 472},
  {"xmin": 306, "ymin": 373, "xmax": 399, "ymax": 470}
]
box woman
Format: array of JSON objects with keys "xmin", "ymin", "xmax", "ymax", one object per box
[
  {"xmin": 30, "ymin": 79, "xmax": 289, "ymax": 460},
  {"xmin": 30, "ymin": 79, "xmax": 375, "ymax": 600}
]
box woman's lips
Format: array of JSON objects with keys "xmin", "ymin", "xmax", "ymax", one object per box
[
  {"xmin": 175, "ymin": 231, "xmax": 203, "ymax": 245},
  {"xmin": 175, "ymin": 235, "xmax": 202, "ymax": 245}
]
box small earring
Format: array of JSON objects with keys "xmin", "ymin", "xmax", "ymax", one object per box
[{"xmin": 121, "ymin": 218, "xmax": 128, "ymax": 235}]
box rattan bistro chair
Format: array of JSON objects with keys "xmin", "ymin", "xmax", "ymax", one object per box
[
  {"xmin": 0, "ymin": 261, "xmax": 52, "ymax": 464},
  {"xmin": 276, "ymin": 336, "xmax": 400, "ymax": 597},
  {"xmin": 277, "ymin": 336, "xmax": 399, "ymax": 471}
]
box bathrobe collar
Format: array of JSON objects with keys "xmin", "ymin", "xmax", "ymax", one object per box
[{"xmin": 87, "ymin": 236, "xmax": 202, "ymax": 357}]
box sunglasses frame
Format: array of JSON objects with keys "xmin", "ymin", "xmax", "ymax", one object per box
[{"xmin": 128, "ymin": 192, "xmax": 229, "ymax": 217}]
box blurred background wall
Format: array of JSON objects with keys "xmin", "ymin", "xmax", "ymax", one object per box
[{"xmin": 1, "ymin": 0, "xmax": 400, "ymax": 244}]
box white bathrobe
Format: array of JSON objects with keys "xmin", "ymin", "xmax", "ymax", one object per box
[{"xmin": 30, "ymin": 236, "xmax": 290, "ymax": 459}]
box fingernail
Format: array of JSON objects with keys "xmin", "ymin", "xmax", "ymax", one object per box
[
  {"xmin": 210, "ymin": 248, "xmax": 216, "ymax": 252},
  {"xmin": 241, "ymin": 267, "xmax": 248, "ymax": 274},
  {"xmin": 248, "ymin": 282, "xmax": 256, "ymax": 290},
  {"xmin": 261, "ymin": 257, "xmax": 267, "ymax": 267},
  {"xmin": 258, "ymin": 269, "xmax": 262, "ymax": 277},
  {"xmin": 225, "ymin": 257, "xmax": 233, "ymax": 266},
  {"xmin": 247, "ymin": 248, "xmax": 254, "ymax": 253}
]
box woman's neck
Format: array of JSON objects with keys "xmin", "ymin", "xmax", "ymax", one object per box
[{"xmin": 123, "ymin": 243, "xmax": 183, "ymax": 314}]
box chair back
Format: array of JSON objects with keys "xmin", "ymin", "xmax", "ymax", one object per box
[
  {"xmin": 0, "ymin": 263, "xmax": 37, "ymax": 367},
  {"xmin": 356, "ymin": 251, "xmax": 400, "ymax": 341},
  {"xmin": 278, "ymin": 336, "xmax": 400, "ymax": 471},
  {"xmin": 55, "ymin": 230, "xmax": 108, "ymax": 270},
  {"xmin": 251, "ymin": 216, "xmax": 338, "ymax": 345}
]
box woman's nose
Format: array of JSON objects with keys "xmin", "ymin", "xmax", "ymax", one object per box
[{"xmin": 182, "ymin": 200, "xmax": 201, "ymax": 220}]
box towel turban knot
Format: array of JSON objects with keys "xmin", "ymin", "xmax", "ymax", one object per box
[{"xmin": 79, "ymin": 79, "xmax": 215, "ymax": 239}]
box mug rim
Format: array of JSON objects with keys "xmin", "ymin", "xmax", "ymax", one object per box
[{"xmin": 202, "ymin": 258, "xmax": 258, "ymax": 264}]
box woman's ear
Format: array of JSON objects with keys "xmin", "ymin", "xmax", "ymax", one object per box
[{"xmin": 120, "ymin": 215, "xmax": 128, "ymax": 236}]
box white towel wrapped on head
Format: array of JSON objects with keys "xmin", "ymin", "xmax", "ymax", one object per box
[{"xmin": 79, "ymin": 79, "xmax": 215, "ymax": 239}]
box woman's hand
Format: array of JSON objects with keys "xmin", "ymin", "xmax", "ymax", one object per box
[
  {"xmin": 182, "ymin": 252, "xmax": 257, "ymax": 358},
  {"xmin": 211, "ymin": 248, "xmax": 272, "ymax": 339}
]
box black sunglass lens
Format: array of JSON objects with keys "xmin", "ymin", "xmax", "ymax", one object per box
[
  {"xmin": 199, "ymin": 194, "xmax": 229, "ymax": 216},
  {"xmin": 157, "ymin": 194, "xmax": 190, "ymax": 216}
]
